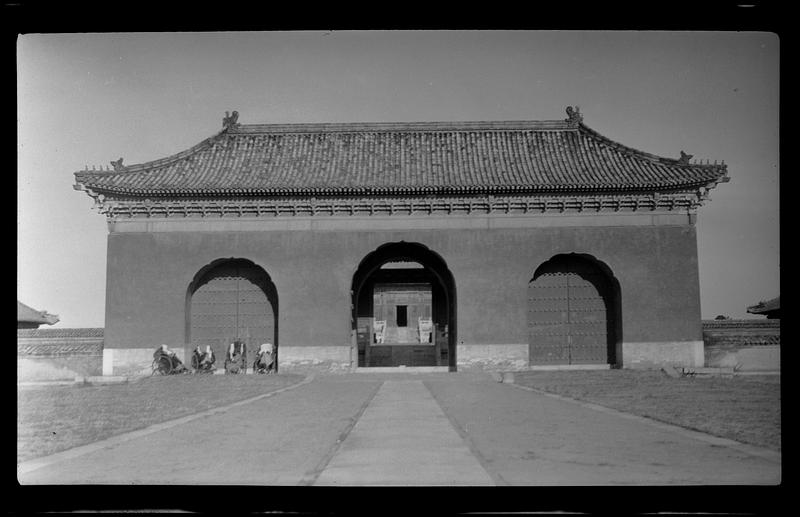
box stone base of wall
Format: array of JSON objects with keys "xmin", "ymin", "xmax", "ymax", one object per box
[
  {"xmin": 705, "ymin": 345, "xmax": 780, "ymax": 371},
  {"xmin": 103, "ymin": 346, "xmax": 353, "ymax": 375},
  {"xmin": 100, "ymin": 342, "xmax": 719, "ymax": 374},
  {"xmin": 105, "ymin": 348, "xmax": 186, "ymax": 376},
  {"xmin": 622, "ymin": 341, "xmax": 704, "ymax": 369},
  {"xmin": 456, "ymin": 344, "xmax": 528, "ymax": 371},
  {"xmin": 18, "ymin": 356, "xmax": 102, "ymax": 382},
  {"xmin": 277, "ymin": 346, "xmax": 352, "ymax": 373}
]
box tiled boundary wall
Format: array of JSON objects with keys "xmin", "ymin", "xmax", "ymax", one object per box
[
  {"xmin": 17, "ymin": 328, "xmax": 104, "ymax": 381},
  {"xmin": 702, "ymin": 319, "xmax": 780, "ymax": 371}
]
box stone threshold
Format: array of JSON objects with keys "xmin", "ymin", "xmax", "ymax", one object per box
[
  {"xmin": 354, "ymin": 366, "xmax": 450, "ymax": 373},
  {"xmin": 525, "ymin": 364, "xmax": 612, "ymax": 371}
]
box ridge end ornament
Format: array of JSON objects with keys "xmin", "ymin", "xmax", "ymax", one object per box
[
  {"xmin": 223, "ymin": 110, "xmax": 240, "ymax": 129},
  {"xmin": 110, "ymin": 158, "xmax": 125, "ymax": 171},
  {"xmin": 678, "ymin": 150, "xmax": 693, "ymax": 165},
  {"xmin": 565, "ymin": 106, "xmax": 583, "ymax": 126}
]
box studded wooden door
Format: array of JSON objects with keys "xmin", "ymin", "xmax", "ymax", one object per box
[
  {"xmin": 190, "ymin": 262, "xmax": 275, "ymax": 366},
  {"xmin": 528, "ymin": 258, "xmax": 610, "ymax": 365}
]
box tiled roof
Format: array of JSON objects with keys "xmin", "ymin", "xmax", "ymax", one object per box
[
  {"xmin": 73, "ymin": 113, "xmax": 729, "ymax": 198},
  {"xmin": 18, "ymin": 342, "xmax": 103, "ymax": 356},
  {"xmin": 747, "ymin": 296, "xmax": 780, "ymax": 315},
  {"xmin": 702, "ymin": 319, "xmax": 780, "ymax": 330},
  {"xmin": 701, "ymin": 319, "xmax": 780, "ymax": 347},
  {"xmin": 17, "ymin": 328, "xmax": 104, "ymax": 339},
  {"xmin": 17, "ymin": 301, "xmax": 59, "ymax": 325}
]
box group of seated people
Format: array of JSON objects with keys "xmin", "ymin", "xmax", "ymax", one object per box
[{"xmin": 153, "ymin": 342, "xmax": 275, "ymax": 374}]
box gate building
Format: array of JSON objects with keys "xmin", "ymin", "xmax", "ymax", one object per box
[{"xmin": 73, "ymin": 107, "xmax": 728, "ymax": 375}]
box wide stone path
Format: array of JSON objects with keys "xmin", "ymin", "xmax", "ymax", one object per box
[
  {"xmin": 18, "ymin": 376, "xmax": 384, "ymax": 485},
  {"xmin": 18, "ymin": 372, "xmax": 780, "ymax": 487},
  {"xmin": 425, "ymin": 374, "xmax": 781, "ymax": 485},
  {"xmin": 314, "ymin": 380, "xmax": 494, "ymax": 485}
]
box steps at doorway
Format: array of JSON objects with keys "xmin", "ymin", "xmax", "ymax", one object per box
[
  {"xmin": 526, "ymin": 364, "xmax": 611, "ymax": 371},
  {"xmin": 383, "ymin": 327, "xmax": 418, "ymax": 343},
  {"xmin": 355, "ymin": 366, "xmax": 450, "ymax": 373}
]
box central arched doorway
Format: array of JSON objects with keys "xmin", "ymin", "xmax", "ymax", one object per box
[
  {"xmin": 186, "ymin": 258, "xmax": 278, "ymax": 370},
  {"xmin": 352, "ymin": 242, "xmax": 456, "ymax": 369}
]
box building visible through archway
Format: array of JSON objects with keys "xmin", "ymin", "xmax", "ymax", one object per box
[
  {"xmin": 352, "ymin": 243, "xmax": 455, "ymax": 369},
  {"xmin": 187, "ymin": 258, "xmax": 278, "ymax": 369}
]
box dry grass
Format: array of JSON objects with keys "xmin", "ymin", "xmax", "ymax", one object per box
[
  {"xmin": 17, "ymin": 374, "xmax": 304, "ymax": 463},
  {"xmin": 511, "ymin": 369, "xmax": 781, "ymax": 451}
]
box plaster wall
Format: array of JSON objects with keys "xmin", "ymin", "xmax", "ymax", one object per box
[
  {"xmin": 102, "ymin": 215, "xmax": 702, "ymax": 373},
  {"xmin": 705, "ymin": 345, "xmax": 780, "ymax": 371}
]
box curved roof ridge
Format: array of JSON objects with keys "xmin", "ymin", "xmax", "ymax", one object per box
[
  {"xmin": 74, "ymin": 129, "xmax": 230, "ymax": 177},
  {"xmin": 231, "ymin": 119, "xmax": 575, "ymax": 133},
  {"xmin": 578, "ymin": 122, "xmax": 724, "ymax": 170}
]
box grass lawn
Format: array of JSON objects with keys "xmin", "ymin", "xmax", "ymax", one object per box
[
  {"xmin": 511, "ymin": 369, "xmax": 781, "ymax": 451},
  {"xmin": 17, "ymin": 374, "xmax": 304, "ymax": 463}
]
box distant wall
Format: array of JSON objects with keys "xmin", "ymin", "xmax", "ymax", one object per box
[
  {"xmin": 702, "ymin": 320, "xmax": 780, "ymax": 371},
  {"xmin": 17, "ymin": 328, "xmax": 104, "ymax": 381}
]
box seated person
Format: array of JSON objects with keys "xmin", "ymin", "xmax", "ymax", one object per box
[
  {"xmin": 154, "ymin": 344, "xmax": 185, "ymax": 371},
  {"xmin": 226, "ymin": 340, "xmax": 247, "ymax": 373},
  {"xmin": 254, "ymin": 343, "xmax": 275, "ymax": 373},
  {"xmin": 191, "ymin": 345, "xmax": 203, "ymax": 370},
  {"xmin": 200, "ymin": 345, "xmax": 216, "ymax": 369}
]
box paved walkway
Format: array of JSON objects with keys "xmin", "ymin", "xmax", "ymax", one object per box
[
  {"xmin": 424, "ymin": 374, "xmax": 780, "ymax": 485},
  {"xmin": 18, "ymin": 372, "xmax": 780, "ymax": 486},
  {"xmin": 315, "ymin": 380, "xmax": 493, "ymax": 485}
]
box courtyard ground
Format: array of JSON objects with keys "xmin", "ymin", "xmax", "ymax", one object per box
[
  {"xmin": 17, "ymin": 371, "xmax": 780, "ymax": 499},
  {"xmin": 17, "ymin": 373, "xmax": 304, "ymax": 462},
  {"xmin": 18, "ymin": 369, "xmax": 780, "ymax": 464},
  {"xmin": 507, "ymin": 369, "xmax": 781, "ymax": 451}
]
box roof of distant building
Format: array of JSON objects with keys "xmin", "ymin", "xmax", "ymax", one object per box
[
  {"xmin": 73, "ymin": 108, "xmax": 729, "ymax": 199},
  {"xmin": 17, "ymin": 301, "xmax": 59, "ymax": 326},
  {"xmin": 17, "ymin": 327, "xmax": 103, "ymax": 339},
  {"xmin": 747, "ymin": 296, "xmax": 780, "ymax": 315}
]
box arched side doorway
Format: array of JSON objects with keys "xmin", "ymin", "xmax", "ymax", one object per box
[
  {"xmin": 186, "ymin": 258, "xmax": 278, "ymax": 370},
  {"xmin": 352, "ymin": 242, "xmax": 457, "ymax": 370},
  {"xmin": 527, "ymin": 253, "xmax": 619, "ymax": 366}
]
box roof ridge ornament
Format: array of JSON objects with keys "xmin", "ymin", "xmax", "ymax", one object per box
[
  {"xmin": 678, "ymin": 150, "xmax": 693, "ymax": 165},
  {"xmin": 565, "ymin": 106, "xmax": 583, "ymax": 126},
  {"xmin": 223, "ymin": 110, "xmax": 240, "ymax": 130},
  {"xmin": 111, "ymin": 157, "xmax": 126, "ymax": 172}
]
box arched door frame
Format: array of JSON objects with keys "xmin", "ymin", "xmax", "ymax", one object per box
[
  {"xmin": 185, "ymin": 257, "xmax": 279, "ymax": 370},
  {"xmin": 351, "ymin": 241, "xmax": 457, "ymax": 370},
  {"xmin": 529, "ymin": 252, "xmax": 622, "ymax": 367}
]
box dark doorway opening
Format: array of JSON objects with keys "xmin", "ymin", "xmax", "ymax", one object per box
[{"xmin": 396, "ymin": 305, "xmax": 408, "ymax": 327}]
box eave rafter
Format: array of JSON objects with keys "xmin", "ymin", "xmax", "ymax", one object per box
[{"xmin": 90, "ymin": 190, "xmax": 706, "ymax": 221}]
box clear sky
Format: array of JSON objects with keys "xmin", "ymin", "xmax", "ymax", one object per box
[{"xmin": 17, "ymin": 31, "xmax": 779, "ymax": 327}]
